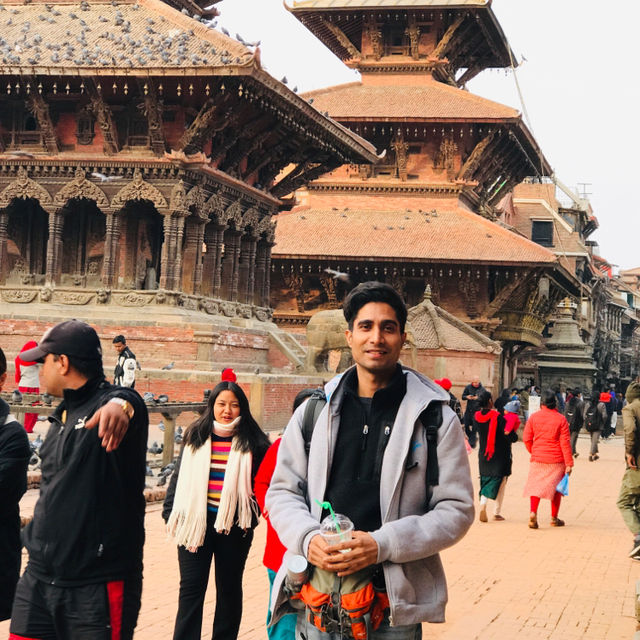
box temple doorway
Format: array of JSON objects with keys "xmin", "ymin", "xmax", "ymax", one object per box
[
  {"xmin": 119, "ymin": 200, "xmax": 163, "ymax": 290},
  {"xmin": 60, "ymin": 199, "xmax": 106, "ymax": 286},
  {"xmin": 6, "ymin": 198, "xmax": 48, "ymax": 285}
]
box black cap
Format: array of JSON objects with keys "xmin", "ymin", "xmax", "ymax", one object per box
[{"xmin": 21, "ymin": 320, "xmax": 103, "ymax": 363}]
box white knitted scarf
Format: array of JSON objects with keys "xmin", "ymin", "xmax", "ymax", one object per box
[{"xmin": 166, "ymin": 419, "xmax": 256, "ymax": 550}]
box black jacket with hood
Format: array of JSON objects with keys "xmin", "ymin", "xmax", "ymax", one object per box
[
  {"xmin": 22, "ymin": 377, "xmax": 148, "ymax": 587},
  {"xmin": 0, "ymin": 398, "xmax": 30, "ymax": 620}
]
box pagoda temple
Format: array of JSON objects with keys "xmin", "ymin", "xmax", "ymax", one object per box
[
  {"xmin": 272, "ymin": 0, "xmax": 580, "ymax": 382},
  {"xmin": 0, "ymin": 0, "xmax": 377, "ymax": 406}
]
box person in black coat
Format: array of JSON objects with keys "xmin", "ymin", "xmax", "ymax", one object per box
[
  {"xmin": 462, "ymin": 376, "xmax": 485, "ymax": 448},
  {"xmin": 0, "ymin": 346, "xmax": 31, "ymax": 621},
  {"xmin": 473, "ymin": 390, "xmax": 518, "ymax": 523}
]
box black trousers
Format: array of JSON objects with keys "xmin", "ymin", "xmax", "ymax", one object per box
[
  {"xmin": 173, "ymin": 524, "xmax": 254, "ymax": 640},
  {"xmin": 9, "ymin": 568, "xmax": 142, "ymax": 640}
]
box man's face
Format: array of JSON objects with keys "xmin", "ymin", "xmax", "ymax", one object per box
[
  {"xmin": 346, "ymin": 302, "xmax": 406, "ymax": 376},
  {"xmin": 113, "ymin": 342, "xmax": 125, "ymax": 355},
  {"xmin": 472, "ymin": 377, "xmax": 480, "ymax": 388},
  {"xmin": 40, "ymin": 353, "xmax": 65, "ymax": 397}
]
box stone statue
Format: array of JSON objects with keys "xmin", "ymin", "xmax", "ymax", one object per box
[{"xmin": 305, "ymin": 308, "xmax": 417, "ymax": 373}]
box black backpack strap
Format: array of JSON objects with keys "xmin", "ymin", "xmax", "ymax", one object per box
[
  {"xmin": 419, "ymin": 402, "xmax": 444, "ymax": 487},
  {"xmin": 302, "ymin": 389, "xmax": 327, "ymax": 454}
]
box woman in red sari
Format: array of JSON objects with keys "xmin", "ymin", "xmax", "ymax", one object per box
[{"xmin": 523, "ymin": 388, "xmax": 573, "ymax": 529}]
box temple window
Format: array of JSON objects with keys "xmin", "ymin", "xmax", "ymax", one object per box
[
  {"xmin": 531, "ymin": 220, "xmax": 553, "ymax": 247},
  {"xmin": 383, "ymin": 25, "xmax": 409, "ymax": 56},
  {"xmin": 75, "ymin": 109, "xmax": 95, "ymax": 145}
]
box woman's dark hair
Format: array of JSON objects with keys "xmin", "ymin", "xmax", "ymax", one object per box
[
  {"xmin": 343, "ymin": 281, "xmax": 407, "ymax": 332},
  {"xmin": 542, "ymin": 388, "xmax": 557, "ymax": 409},
  {"xmin": 567, "ymin": 393, "xmax": 579, "ymax": 409},
  {"xmin": 293, "ymin": 388, "xmax": 318, "ymax": 412},
  {"xmin": 183, "ymin": 381, "xmax": 270, "ymax": 453},
  {"xmin": 494, "ymin": 388, "xmax": 510, "ymax": 412},
  {"xmin": 0, "ymin": 347, "xmax": 6, "ymax": 376},
  {"xmin": 590, "ymin": 389, "xmax": 600, "ymax": 404},
  {"xmin": 478, "ymin": 389, "xmax": 493, "ymax": 409}
]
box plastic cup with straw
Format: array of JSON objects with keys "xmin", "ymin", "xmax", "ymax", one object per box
[{"xmin": 316, "ymin": 499, "xmax": 354, "ymax": 552}]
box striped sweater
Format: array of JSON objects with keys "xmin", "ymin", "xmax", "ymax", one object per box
[{"xmin": 207, "ymin": 434, "xmax": 233, "ymax": 512}]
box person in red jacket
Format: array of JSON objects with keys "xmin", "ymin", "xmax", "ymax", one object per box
[
  {"xmin": 254, "ymin": 388, "xmax": 317, "ymax": 640},
  {"xmin": 523, "ymin": 388, "xmax": 573, "ymax": 529}
]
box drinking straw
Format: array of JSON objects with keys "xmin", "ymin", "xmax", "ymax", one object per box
[{"xmin": 315, "ymin": 499, "xmax": 341, "ymax": 533}]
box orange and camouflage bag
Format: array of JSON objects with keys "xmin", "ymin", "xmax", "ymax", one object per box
[{"xmin": 289, "ymin": 566, "xmax": 389, "ymax": 639}]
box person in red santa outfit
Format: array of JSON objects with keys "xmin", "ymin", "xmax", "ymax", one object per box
[{"xmin": 14, "ymin": 341, "xmax": 40, "ymax": 433}]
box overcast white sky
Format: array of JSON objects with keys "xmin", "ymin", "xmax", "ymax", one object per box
[{"xmin": 216, "ymin": 0, "xmax": 640, "ymax": 271}]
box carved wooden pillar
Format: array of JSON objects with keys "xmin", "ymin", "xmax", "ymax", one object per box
[
  {"xmin": 159, "ymin": 213, "xmax": 175, "ymax": 290},
  {"xmin": 180, "ymin": 218, "xmax": 198, "ymax": 294},
  {"xmin": 238, "ymin": 234, "xmax": 257, "ymax": 304},
  {"xmin": 101, "ymin": 208, "xmax": 119, "ymax": 287},
  {"xmin": 45, "ymin": 208, "xmax": 64, "ymax": 286},
  {"xmin": 0, "ymin": 210, "xmax": 8, "ymax": 284},
  {"xmin": 262, "ymin": 242, "xmax": 273, "ymax": 307},
  {"xmin": 193, "ymin": 221, "xmax": 206, "ymax": 294},
  {"xmin": 172, "ymin": 215, "xmax": 186, "ymax": 291},
  {"xmin": 254, "ymin": 242, "xmax": 267, "ymax": 306},
  {"xmin": 221, "ymin": 231, "xmax": 241, "ymax": 301},
  {"xmin": 212, "ymin": 227, "xmax": 225, "ymax": 298},
  {"xmin": 201, "ymin": 224, "xmax": 217, "ymax": 296}
]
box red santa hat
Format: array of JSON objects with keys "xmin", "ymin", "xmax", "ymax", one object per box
[
  {"xmin": 435, "ymin": 378, "xmax": 452, "ymax": 391},
  {"xmin": 221, "ymin": 368, "xmax": 237, "ymax": 383}
]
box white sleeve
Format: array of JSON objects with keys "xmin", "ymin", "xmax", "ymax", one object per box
[{"xmin": 122, "ymin": 358, "xmax": 136, "ymax": 387}]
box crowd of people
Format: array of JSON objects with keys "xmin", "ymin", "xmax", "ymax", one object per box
[{"xmin": 0, "ymin": 285, "xmax": 637, "ymax": 639}]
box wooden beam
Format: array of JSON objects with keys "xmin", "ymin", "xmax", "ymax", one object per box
[
  {"xmin": 320, "ymin": 16, "xmax": 361, "ymax": 59},
  {"xmin": 137, "ymin": 79, "xmax": 165, "ymax": 157},
  {"xmin": 457, "ymin": 131, "xmax": 496, "ymax": 181},
  {"xmin": 177, "ymin": 93, "xmax": 232, "ymax": 154},
  {"xmin": 456, "ymin": 59, "xmax": 486, "ymax": 87},
  {"xmin": 431, "ymin": 14, "xmax": 466, "ymax": 60},
  {"xmin": 88, "ymin": 80, "xmax": 119, "ymax": 155},
  {"xmin": 26, "ymin": 93, "xmax": 58, "ymax": 154}
]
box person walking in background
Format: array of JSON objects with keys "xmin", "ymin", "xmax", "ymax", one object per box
[
  {"xmin": 14, "ymin": 340, "xmax": 40, "ymax": 433},
  {"xmin": 113, "ymin": 334, "xmax": 138, "ymax": 388},
  {"xmin": 462, "ymin": 375, "xmax": 485, "ymax": 448},
  {"xmin": 9, "ymin": 320, "xmax": 147, "ymax": 640},
  {"xmin": 0, "ymin": 346, "xmax": 30, "ymax": 622},
  {"xmin": 600, "ymin": 390, "xmax": 615, "ymax": 439},
  {"xmin": 435, "ymin": 377, "xmax": 462, "ymax": 422},
  {"xmin": 254, "ymin": 388, "xmax": 317, "ymax": 640},
  {"xmin": 473, "ymin": 391, "xmax": 518, "ymax": 523},
  {"xmin": 164, "ymin": 375, "xmax": 270, "ymax": 640},
  {"xmin": 494, "ymin": 388, "xmax": 511, "ymax": 414},
  {"xmin": 520, "ymin": 386, "xmax": 530, "ymax": 421},
  {"xmin": 565, "ymin": 388, "xmax": 584, "ymax": 458},
  {"xmin": 523, "ymin": 389, "xmax": 573, "ymax": 529},
  {"xmin": 583, "ymin": 391, "xmax": 607, "ymax": 461},
  {"xmin": 617, "ymin": 382, "xmax": 640, "ymax": 560}
]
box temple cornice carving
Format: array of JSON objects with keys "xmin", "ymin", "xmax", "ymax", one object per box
[
  {"xmin": 0, "ymin": 167, "xmax": 52, "ymax": 207},
  {"xmin": 53, "ymin": 168, "xmax": 109, "ymax": 208},
  {"xmin": 112, "ymin": 168, "xmax": 168, "ymax": 209}
]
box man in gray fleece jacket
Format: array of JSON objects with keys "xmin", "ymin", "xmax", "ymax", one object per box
[{"xmin": 266, "ymin": 282, "xmax": 474, "ymax": 638}]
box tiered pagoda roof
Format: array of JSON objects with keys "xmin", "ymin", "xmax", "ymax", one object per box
[
  {"xmin": 303, "ymin": 79, "xmax": 520, "ymax": 121},
  {"xmin": 288, "ymin": 0, "xmax": 515, "ymax": 85},
  {"xmin": 274, "ymin": 206, "xmax": 558, "ymax": 265}
]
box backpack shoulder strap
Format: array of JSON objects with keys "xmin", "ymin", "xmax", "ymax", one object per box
[
  {"xmin": 418, "ymin": 401, "xmax": 444, "ymax": 487},
  {"xmin": 301, "ymin": 389, "xmax": 327, "ymax": 455}
]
